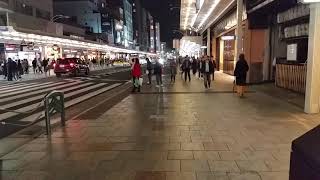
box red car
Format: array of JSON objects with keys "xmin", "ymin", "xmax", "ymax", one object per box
[{"xmin": 54, "ymin": 58, "xmax": 90, "ymax": 77}]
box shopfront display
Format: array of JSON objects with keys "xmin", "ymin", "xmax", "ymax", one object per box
[{"xmin": 45, "ymin": 45, "xmax": 62, "ymax": 60}]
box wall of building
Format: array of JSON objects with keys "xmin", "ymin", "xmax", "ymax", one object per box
[{"xmin": 54, "ymin": 1, "xmax": 102, "ymax": 33}]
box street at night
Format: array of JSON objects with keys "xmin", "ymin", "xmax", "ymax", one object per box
[{"xmin": 1, "ymin": 0, "xmax": 320, "ymax": 179}]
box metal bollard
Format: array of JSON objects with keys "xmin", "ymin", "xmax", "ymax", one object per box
[{"xmin": 44, "ymin": 91, "xmax": 65, "ymax": 136}]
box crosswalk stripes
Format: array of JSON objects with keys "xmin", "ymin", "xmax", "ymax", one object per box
[
  {"xmin": 0, "ymin": 82, "xmax": 39, "ymax": 91},
  {"xmin": 0, "ymin": 82, "xmax": 54, "ymax": 94},
  {"xmin": 0, "ymin": 81, "xmax": 85, "ymax": 104},
  {"xmin": 20, "ymin": 83, "xmax": 121, "ymax": 123},
  {"xmin": 0, "ymin": 80, "xmax": 123, "ymax": 124}
]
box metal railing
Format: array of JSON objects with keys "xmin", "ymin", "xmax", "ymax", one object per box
[
  {"xmin": 0, "ymin": 90, "xmax": 65, "ymax": 137},
  {"xmin": 44, "ymin": 91, "xmax": 65, "ymax": 136}
]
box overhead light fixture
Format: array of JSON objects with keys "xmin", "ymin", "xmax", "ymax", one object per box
[
  {"xmin": 197, "ymin": 0, "xmax": 221, "ymax": 29},
  {"xmin": 221, "ymin": 36, "xmax": 235, "ymax": 41},
  {"xmin": 183, "ymin": 0, "xmax": 194, "ymax": 29},
  {"xmin": 299, "ymin": 0, "xmax": 320, "ymax": 3}
]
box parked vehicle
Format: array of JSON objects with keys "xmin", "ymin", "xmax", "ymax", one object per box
[{"xmin": 54, "ymin": 58, "xmax": 89, "ymax": 77}]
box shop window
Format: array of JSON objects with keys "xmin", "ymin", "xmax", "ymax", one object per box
[{"xmin": 36, "ymin": 8, "xmax": 50, "ymax": 20}]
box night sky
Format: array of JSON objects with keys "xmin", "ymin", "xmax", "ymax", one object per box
[{"xmin": 141, "ymin": 0, "xmax": 181, "ymax": 49}]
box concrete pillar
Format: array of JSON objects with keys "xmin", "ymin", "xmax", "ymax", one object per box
[
  {"xmin": 235, "ymin": 0, "xmax": 244, "ymax": 61},
  {"xmin": 207, "ymin": 28, "xmax": 211, "ymax": 56},
  {"xmin": 305, "ymin": 3, "xmax": 320, "ymax": 114}
]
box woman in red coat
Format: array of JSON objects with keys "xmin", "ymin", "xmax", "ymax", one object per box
[{"xmin": 132, "ymin": 58, "xmax": 142, "ymax": 93}]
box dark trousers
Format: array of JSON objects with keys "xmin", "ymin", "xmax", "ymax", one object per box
[
  {"xmin": 204, "ymin": 73, "xmax": 211, "ymax": 88},
  {"xmin": 171, "ymin": 74, "xmax": 176, "ymax": 82},
  {"xmin": 132, "ymin": 77, "xmax": 140, "ymax": 92},
  {"xmin": 148, "ymin": 72, "xmax": 152, "ymax": 84},
  {"xmin": 184, "ymin": 69, "xmax": 191, "ymax": 82},
  {"xmin": 156, "ymin": 74, "xmax": 162, "ymax": 85}
]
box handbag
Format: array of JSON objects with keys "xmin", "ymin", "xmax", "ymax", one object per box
[
  {"xmin": 134, "ymin": 78, "xmax": 140, "ymax": 87},
  {"xmin": 139, "ymin": 78, "xmax": 143, "ymax": 86},
  {"xmin": 146, "ymin": 70, "xmax": 149, "ymax": 75}
]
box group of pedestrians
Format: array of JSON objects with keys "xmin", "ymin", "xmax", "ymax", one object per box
[
  {"xmin": 32, "ymin": 58, "xmax": 52, "ymax": 75},
  {"xmin": 130, "ymin": 53, "xmax": 249, "ymax": 97},
  {"xmin": 0, "ymin": 57, "xmax": 57, "ymax": 81},
  {"xmin": 179, "ymin": 55, "xmax": 216, "ymax": 89},
  {"xmin": 1, "ymin": 59, "xmax": 30, "ymax": 81}
]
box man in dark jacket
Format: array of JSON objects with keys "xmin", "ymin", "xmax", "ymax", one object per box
[
  {"xmin": 182, "ymin": 56, "xmax": 191, "ymax": 82},
  {"xmin": 201, "ymin": 56, "xmax": 215, "ymax": 89},
  {"xmin": 153, "ymin": 59, "xmax": 163, "ymax": 87}
]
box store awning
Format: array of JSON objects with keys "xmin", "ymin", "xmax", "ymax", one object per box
[{"xmin": 0, "ymin": 26, "xmax": 156, "ymax": 56}]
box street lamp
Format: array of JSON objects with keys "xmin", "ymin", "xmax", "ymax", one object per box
[{"xmin": 51, "ymin": 15, "xmax": 70, "ymax": 22}]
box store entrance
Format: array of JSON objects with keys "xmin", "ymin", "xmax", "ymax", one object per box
[{"xmin": 223, "ymin": 39, "xmax": 235, "ymax": 75}]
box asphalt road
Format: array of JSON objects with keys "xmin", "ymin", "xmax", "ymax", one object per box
[{"xmin": 0, "ymin": 68, "xmax": 132, "ymax": 139}]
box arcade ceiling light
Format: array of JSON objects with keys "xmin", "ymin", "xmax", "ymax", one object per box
[
  {"xmin": 183, "ymin": 0, "xmax": 194, "ymax": 29},
  {"xmin": 196, "ymin": 0, "xmax": 221, "ymax": 30},
  {"xmin": 299, "ymin": 0, "xmax": 320, "ymax": 3}
]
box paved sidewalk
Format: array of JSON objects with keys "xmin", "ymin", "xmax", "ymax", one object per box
[{"xmin": 0, "ymin": 72, "xmax": 319, "ymax": 180}]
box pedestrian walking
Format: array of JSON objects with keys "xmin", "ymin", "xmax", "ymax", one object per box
[
  {"xmin": 201, "ymin": 56, "xmax": 215, "ymax": 89},
  {"xmin": 192, "ymin": 57, "xmax": 198, "ymax": 75},
  {"xmin": 42, "ymin": 58, "xmax": 49, "ymax": 76},
  {"xmin": 32, "ymin": 58, "xmax": 37, "ymax": 74},
  {"xmin": 7, "ymin": 58, "xmax": 15, "ymax": 81},
  {"xmin": 182, "ymin": 55, "xmax": 191, "ymax": 82},
  {"xmin": 146, "ymin": 58, "xmax": 153, "ymax": 85},
  {"xmin": 198, "ymin": 57, "xmax": 203, "ymax": 79},
  {"xmin": 154, "ymin": 59, "xmax": 163, "ymax": 87},
  {"xmin": 170, "ymin": 58, "xmax": 177, "ymax": 83},
  {"xmin": 131, "ymin": 58, "xmax": 142, "ymax": 93},
  {"xmin": 234, "ymin": 54, "xmax": 249, "ymax": 97},
  {"xmin": 37, "ymin": 59, "xmax": 43, "ymax": 74},
  {"xmin": 210, "ymin": 56, "xmax": 217, "ymax": 81},
  {"xmin": 17, "ymin": 59, "xmax": 23, "ymax": 78}
]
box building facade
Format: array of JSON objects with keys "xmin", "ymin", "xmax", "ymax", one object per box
[
  {"xmin": 155, "ymin": 22, "xmax": 160, "ymax": 53},
  {"xmin": 54, "ymin": 0, "xmax": 102, "ymax": 33}
]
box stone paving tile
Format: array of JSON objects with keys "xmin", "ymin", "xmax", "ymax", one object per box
[
  {"xmin": 259, "ymin": 172, "xmax": 289, "ymax": 180},
  {"xmin": 170, "ymin": 136, "xmax": 192, "ymax": 143},
  {"xmin": 181, "ymin": 143, "xmax": 204, "ymax": 150},
  {"xmin": 0, "ymin": 159, "xmax": 26, "ymax": 171},
  {"xmin": 271, "ymin": 150, "xmax": 291, "ymax": 161},
  {"xmin": 134, "ymin": 171, "xmax": 165, "ymax": 180},
  {"xmin": 193, "ymin": 151, "xmax": 220, "ymax": 160},
  {"xmin": 196, "ymin": 172, "xmax": 229, "ymax": 180},
  {"xmin": 15, "ymin": 171, "xmax": 52, "ymax": 180},
  {"xmin": 236, "ymin": 160, "xmax": 270, "ymax": 172},
  {"xmin": 123, "ymin": 160, "xmax": 180, "ymax": 172},
  {"xmin": 243, "ymin": 150, "xmax": 276, "ymax": 160},
  {"xmin": 218, "ymin": 151, "xmax": 248, "ymax": 161},
  {"xmin": 190, "ymin": 136, "xmax": 213, "ymax": 143},
  {"xmin": 181, "ymin": 160, "xmax": 210, "ymax": 172},
  {"xmin": 228, "ymin": 172, "xmax": 262, "ymax": 180},
  {"xmin": 203, "ymin": 143, "xmax": 229, "ymax": 151},
  {"xmin": 168, "ymin": 151, "xmax": 194, "ymax": 160},
  {"xmin": 208, "ymin": 160, "xmax": 240, "ymax": 173},
  {"xmin": 147, "ymin": 143, "xmax": 181, "ymax": 151},
  {"xmin": 166, "ymin": 172, "xmax": 196, "ymax": 180},
  {"xmin": 212, "ymin": 136, "xmax": 237, "ymax": 144},
  {"xmin": 264, "ymin": 159, "xmax": 290, "ymax": 171}
]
